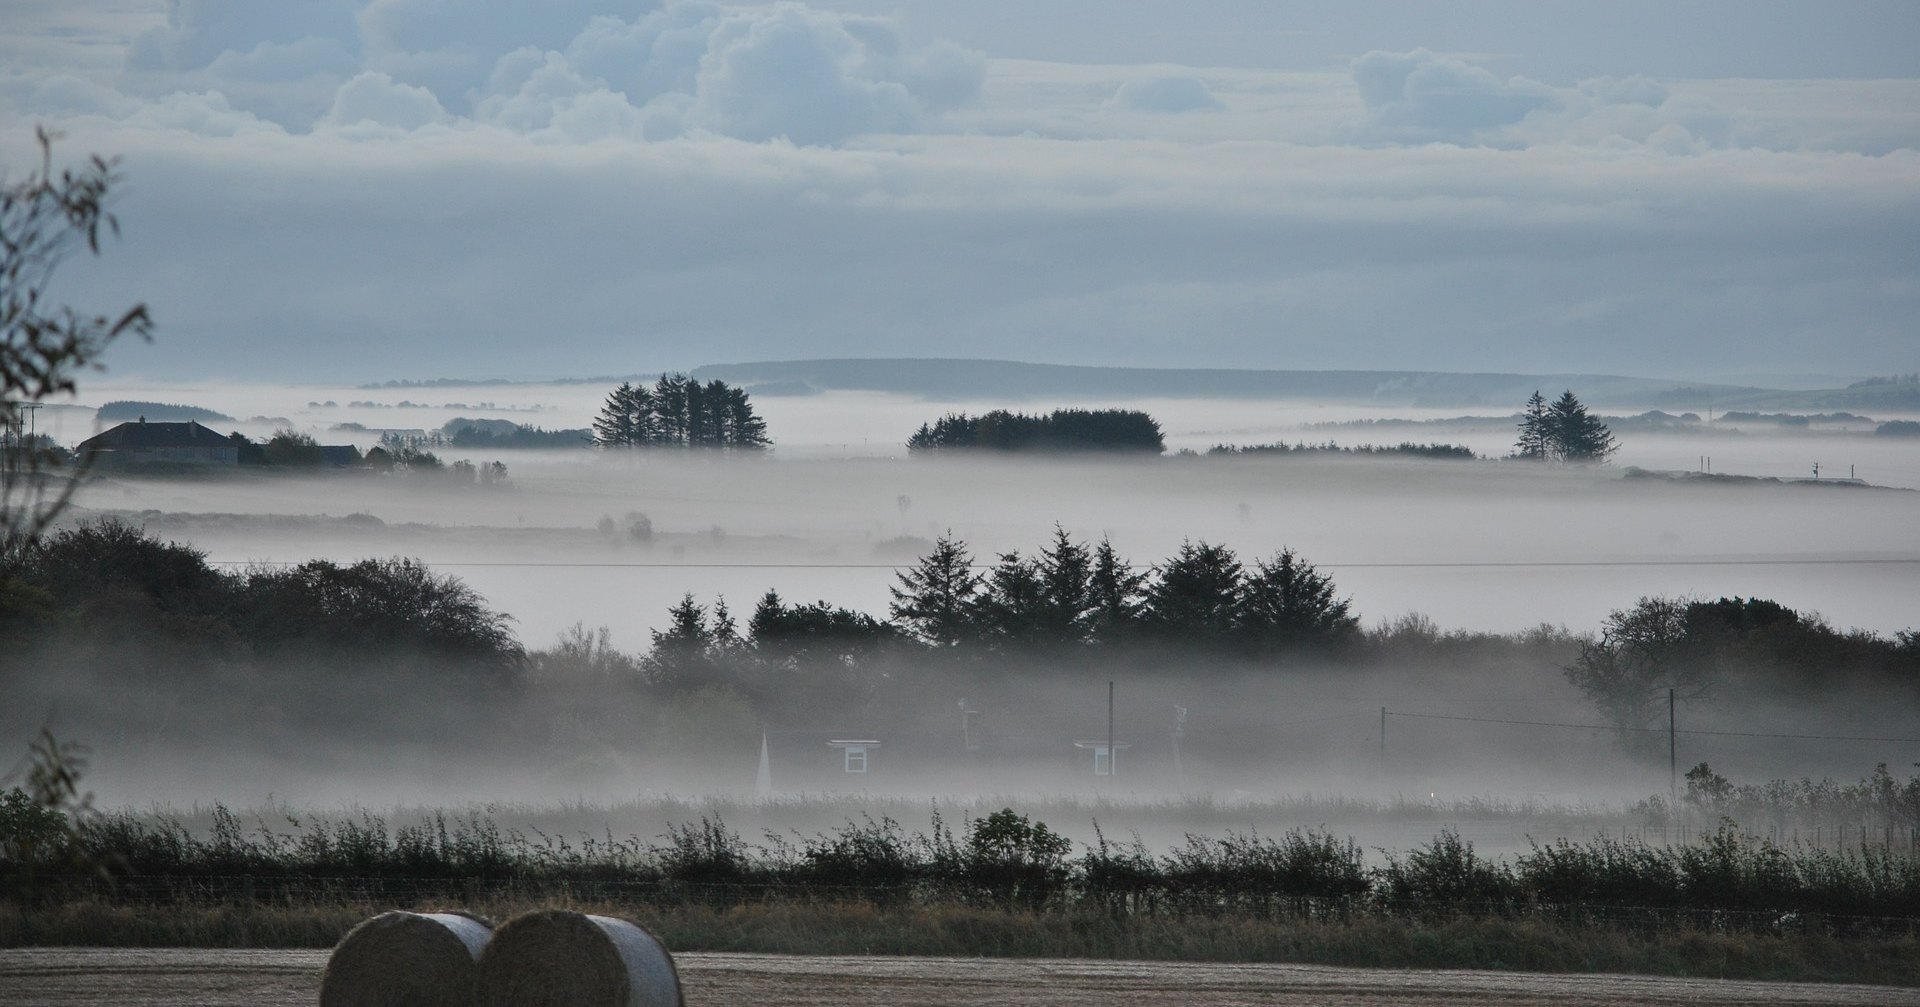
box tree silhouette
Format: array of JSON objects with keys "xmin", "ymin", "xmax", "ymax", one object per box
[
  {"xmin": 1514, "ymin": 390, "xmax": 1550, "ymax": 460},
  {"xmin": 1548, "ymin": 390, "xmax": 1617, "ymax": 462},
  {"xmin": 1086, "ymin": 536, "xmax": 1147, "ymax": 643},
  {"xmin": 887, "ymin": 532, "xmax": 983, "ymax": 648},
  {"xmin": 2, "ymin": 130, "xmax": 151, "ymax": 574},
  {"xmin": 593, "ymin": 375, "xmax": 769, "ymax": 449},
  {"xmin": 1239, "ymin": 548, "xmax": 1358, "ymax": 653},
  {"xmin": 1143, "ymin": 540, "xmax": 1242, "ymax": 642}
]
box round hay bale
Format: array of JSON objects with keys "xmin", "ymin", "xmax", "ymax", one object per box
[
  {"xmin": 478, "ymin": 910, "xmax": 683, "ymax": 1007},
  {"xmin": 319, "ymin": 910, "xmax": 492, "ymax": 1007}
]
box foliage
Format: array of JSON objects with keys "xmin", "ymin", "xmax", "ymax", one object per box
[
  {"xmin": 262, "ymin": 429, "xmax": 324, "ymax": 467},
  {"xmin": 887, "ymin": 532, "xmax": 983, "ymax": 648},
  {"xmin": 9, "ymin": 804, "xmax": 1917, "ymax": 933},
  {"xmin": 1207, "ymin": 441, "xmax": 1476, "ymax": 459},
  {"xmin": 908, "ymin": 409, "xmax": 1164, "ymax": 453},
  {"xmin": 594, "ymin": 375, "xmax": 770, "ymax": 449},
  {"xmin": 1238, "ymin": 548, "xmax": 1359, "ymax": 654},
  {"xmin": 446, "ymin": 422, "xmax": 590, "ymax": 449},
  {"xmin": 1564, "ymin": 596, "xmax": 1705, "ymax": 737},
  {"xmin": 1, "ymin": 129, "xmax": 151, "ymax": 574},
  {"xmin": 240, "ymin": 557, "xmax": 521, "ymax": 675},
  {"xmin": 1142, "ymin": 540, "xmax": 1243, "ymax": 643},
  {"xmin": 1515, "ymin": 389, "xmax": 1617, "ymax": 462},
  {"xmin": 1565, "ymin": 595, "xmax": 1916, "ymax": 736}
]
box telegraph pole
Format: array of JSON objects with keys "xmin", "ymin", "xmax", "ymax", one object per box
[
  {"xmin": 1379, "ymin": 706, "xmax": 1387, "ymax": 769},
  {"xmin": 1107, "ymin": 680, "xmax": 1115, "ymax": 782},
  {"xmin": 1668, "ymin": 688, "xmax": 1678, "ymax": 811}
]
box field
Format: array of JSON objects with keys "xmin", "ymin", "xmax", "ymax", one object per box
[{"xmin": 4, "ymin": 949, "xmax": 1918, "ymax": 1006}]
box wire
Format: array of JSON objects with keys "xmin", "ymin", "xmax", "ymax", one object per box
[
  {"xmin": 1386, "ymin": 711, "xmax": 1920, "ymax": 745},
  {"xmin": 201, "ymin": 557, "xmax": 1920, "ymax": 570}
]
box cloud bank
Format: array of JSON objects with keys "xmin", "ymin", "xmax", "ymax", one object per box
[{"xmin": 0, "ymin": 2, "xmax": 1912, "ymax": 381}]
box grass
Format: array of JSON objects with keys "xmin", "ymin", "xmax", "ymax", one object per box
[
  {"xmin": 7, "ymin": 793, "xmax": 1919, "ymax": 984},
  {"xmin": 4, "ymin": 898, "xmax": 1917, "ymax": 987}
]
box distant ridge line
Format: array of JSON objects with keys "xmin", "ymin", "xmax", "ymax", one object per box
[{"xmin": 354, "ymin": 358, "xmax": 1907, "ymax": 411}]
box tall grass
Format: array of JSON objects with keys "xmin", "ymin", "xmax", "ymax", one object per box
[{"xmin": 6, "ymin": 796, "xmax": 1917, "ymax": 930}]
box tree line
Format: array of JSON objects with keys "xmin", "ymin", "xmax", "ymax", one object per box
[
  {"xmin": 593, "ymin": 375, "xmax": 770, "ymax": 449},
  {"xmin": 5, "ymin": 520, "xmax": 1913, "ymax": 761},
  {"xmin": 908, "ymin": 409, "xmax": 1165, "ymax": 453}
]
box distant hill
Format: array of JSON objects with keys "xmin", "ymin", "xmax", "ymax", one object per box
[
  {"xmin": 96, "ymin": 400, "xmax": 235, "ymax": 423},
  {"xmin": 689, "ymin": 359, "xmax": 1762, "ymax": 409},
  {"xmin": 355, "ymin": 360, "xmax": 1917, "ymax": 412}
]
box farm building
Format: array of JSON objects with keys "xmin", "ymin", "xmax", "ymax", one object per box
[{"xmin": 77, "ymin": 419, "xmax": 237, "ymax": 468}]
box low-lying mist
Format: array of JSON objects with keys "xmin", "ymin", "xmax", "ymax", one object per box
[{"xmin": 9, "ymin": 385, "xmax": 1916, "ymax": 830}]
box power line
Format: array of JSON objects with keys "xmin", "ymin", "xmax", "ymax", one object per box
[
  {"xmin": 1387, "ymin": 711, "xmax": 1920, "ymax": 745},
  {"xmin": 200, "ymin": 557, "xmax": 1920, "ymax": 570}
]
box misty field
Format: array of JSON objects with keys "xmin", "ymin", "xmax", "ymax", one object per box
[{"xmin": 7, "ymin": 387, "xmax": 1918, "ymax": 988}]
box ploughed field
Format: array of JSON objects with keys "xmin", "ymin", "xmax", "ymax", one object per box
[{"xmin": 3, "ymin": 949, "xmax": 1915, "ymax": 1006}]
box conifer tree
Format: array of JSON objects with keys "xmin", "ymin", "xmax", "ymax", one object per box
[
  {"xmin": 888, "ymin": 532, "xmax": 983, "ymax": 647},
  {"xmin": 1239, "ymin": 548, "xmax": 1357, "ymax": 652},
  {"xmin": 1143, "ymin": 540, "xmax": 1243, "ymax": 641},
  {"xmin": 1086, "ymin": 536, "xmax": 1147, "ymax": 642},
  {"xmin": 1035, "ymin": 525, "xmax": 1096, "ymax": 645},
  {"xmin": 976, "ymin": 550, "xmax": 1049, "ymax": 647},
  {"xmin": 1548, "ymin": 390, "xmax": 1618, "ymax": 462},
  {"xmin": 1515, "ymin": 390, "xmax": 1550, "ymax": 460}
]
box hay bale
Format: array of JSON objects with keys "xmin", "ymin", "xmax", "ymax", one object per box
[
  {"xmin": 478, "ymin": 910, "xmax": 683, "ymax": 1007},
  {"xmin": 319, "ymin": 910, "xmax": 492, "ymax": 1007}
]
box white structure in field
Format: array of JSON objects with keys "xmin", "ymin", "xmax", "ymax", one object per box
[
  {"xmin": 1073, "ymin": 739, "xmax": 1130, "ymax": 776},
  {"xmin": 826, "ymin": 739, "xmax": 878, "ymax": 774}
]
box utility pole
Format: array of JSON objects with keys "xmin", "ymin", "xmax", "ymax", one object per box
[
  {"xmin": 1170, "ymin": 705, "xmax": 1187, "ymax": 786},
  {"xmin": 1668, "ymin": 688, "xmax": 1678, "ymax": 812},
  {"xmin": 1107, "ymin": 680, "xmax": 1115, "ymax": 783},
  {"xmin": 1379, "ymin": 706, "xmax": 1387, "ymax": 769}
]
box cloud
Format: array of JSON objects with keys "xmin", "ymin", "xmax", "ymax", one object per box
[
  {"xmin": 1352, "ymin": 48, "xmax": 1556, "ymax": 142},
  {"xmin": 686, "ymin": 5, "xmax": 920, "ymax": 144},
  {"xmin": 126, "ymin": 0, "xmax": 363, "ymax": 73},
  {"xmin": 104, "ymin": 0, "xmax": 983, "ymax": 143},
  {"xmin": 1110, "ymin": 76, "xmax": 1223, "ymax": 113},
  {"xmin": 357, "ymin": 0, "xmax": 655, "ymax": 110},
  {"xmin": 324, "ymin": 70, "xmax": 448, "ymax": 129},
  {"xmin": 478, "ymin": 1, "xmax": 985, "ymax": 145}
]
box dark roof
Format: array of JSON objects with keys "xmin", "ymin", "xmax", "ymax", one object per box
[
  {"xmin": 78, "ymin": 420, "xmax": 232, "ymax": 451},
  {"xmin": 318, "ymin": 445, "xmax": 363, "ymax": 465}
]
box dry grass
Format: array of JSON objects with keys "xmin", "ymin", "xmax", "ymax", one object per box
[{"xmin": 4, "ymin": 898, "xmax": 1916, "ymax": 987}]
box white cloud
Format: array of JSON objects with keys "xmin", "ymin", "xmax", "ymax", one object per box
[
  {"xmin": 357, "ymin": 0, "xmax": 655, "ymax": 110},
  {"xmin": 1352, "ymin": 48, "xmax": 1557, "ymax": 143},
  {"xmin": 470, "ymin": 2, "xmax": 986, "ymax": 145},
  {"xmin": 324, "ymin": 70, "xmax": 447, "ymax": 129},
  {"xmin": 3, "ymin": 2, "xmax": 1915, "ymax": 383},
  {"xmin": 1109, "ymin": 76, "xmax": 1222, "ymax": 113},
  {"xmin": 126, "ymin": 0, "xmax": 362, "ymax": 72}
]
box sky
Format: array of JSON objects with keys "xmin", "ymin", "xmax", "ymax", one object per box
[{"xmin": 1, "ymin": 1, "xmax": 1916, "ymax": 384}]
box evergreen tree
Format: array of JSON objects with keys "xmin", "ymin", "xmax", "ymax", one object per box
[
  {"xmin": 1143, "ymin": 540, "xmax": 1243, "ymax": 641},
  {"xmin": 653, "ymin": 373, "xmax": 690, "ymax": 445},
  {"xmin": 592, "ymin": 382, "xmax": 641, "ymax": 447},
  {"xmin": 599, "ymin": 375, "xmax": 769, "ymax": 449},
  {"xmin": 1239, "ymin": 548, "xmax": 1358, "ymax": 653},
  {"xmin": 1035, "ymin": 526, "xmax": 1096, "ymax": 645},
  {"xmin": 887, "ymin": 532, "xmax": 983, "ymax": 647},
  {"xmin": 723, "ymin": 384, "xmax": 771, "ymax": 449},
  {"xmin": 1548, "ymin": 390, "xmax": 1618, "ymax": 462},
  {"xmin": 1086, "ymin": 536, "xmax": 1147, "ymax": 643},
  {"xmin": 1515, "ymin": 390, "xmax": 1550, "ymax": 460},
  {"xmin": 641, "ymin": 593, "xmax": 722, "ymax": 692},
  {"xmin": 695, "ymin": 376, "xmax": 718, "ymax": 443},
  {"xmin": 976, "ymin": 550, "xmax": 1049, "ymax": 648}
]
